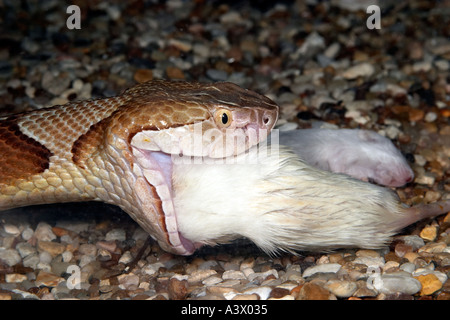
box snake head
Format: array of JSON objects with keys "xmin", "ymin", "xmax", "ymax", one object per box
[{"xmin": 105, "ymin": 80, "xmax": 279, "ymax": 255}]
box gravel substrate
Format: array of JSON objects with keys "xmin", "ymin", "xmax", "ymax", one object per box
[{"xmin": 0, "ymin": 0, "xmax": 449, "ymax": 300}]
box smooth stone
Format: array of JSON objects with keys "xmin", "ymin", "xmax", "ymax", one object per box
[
  {"xmin": 302, "ymin": 263, "xmax": 341, "ymax": 278},
  {"xmin": 296, "ymin": 282, "xmax": 337, "ymax": 300},
  {"xmin": 222, "ymin": 270, "xmax": 246, "ymax": 280},
  {"xmin": 23, "ymin": 254, "xmax": 40, "ymax": 269},
  {"xmin": 16, "ymin": 242, "xmax": 36, "ymax": 258},
  {"xmin": 5, "ymin": 273, "xmax": 27, "ymax": 283},
  {"xmin": 0, "ymin": 249, "xmax": 21, "ymax": 267},
  {"xmin": 35, "ymin": 271, "xmax": 64, "ymax": 287},
  {"xmin": 34, "ymin": 222, "xmax": 56, "ymax": 241},
  {"xmin": 325, "ymin": 280, "xmax": 358, "ymax": 298},
  {"xmin": 188, "ymin": 269, "xmax": 218, "ymax": 283},
  {"xmin": 105, "ymin": 229, "xmax": 126, "ymax": 241},
  {"xmin": 37, "ymin": 241, "xmax": 66, "ymax": 257},
  {"xmin": 371, "ymin": 272, "xmax": 421, "ymax": 295},
  {"xmin": 3, "ymin": 224, "xmax": 21, "ymax": 236}
]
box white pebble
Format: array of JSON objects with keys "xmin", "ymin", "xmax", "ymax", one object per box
[
  {"xmin": 0, "ymin": 249, "xmax": 21, "ymax": 267},
  {"xmin": 23, "ymin": 254, "xmax": 39, "ymax": 269},
  {"xmin": 424, "ymin": 112, "xmax": 437, "ymax": 122},
  {"xmin": 36, "ymin": 262, "xmax": 51, "ymax": 272},
  {"xmin": 118, "ymin": 274, "xmax": 140, "ymax": 290},
  {"xmin": 302, "ymin": 263, "xmax": 341, "ymax": 278},
  {"xmin": 118, "ymin": 251, "xmax": 133, "ymax": 264},
  {"xmin": 202, "ymin": 275, "xmax": 222, "ymax": 286},
  {"xmin": 105, "ymin": 228, "xmax": 126, "ymax": 241},
  {"xmin": 142, "ymin": 262, "xmax": 165, "ymax": 276},
  {"xmin": 353, "ymin": 256, "xmax": 385, "ymax": 269},
  {"xmin": 21, "ymin": 227, "xmax": 34, "ymax": 241},
  {"xmin": 34, "ymin": 222, "xmax": 56, "ymax": 241},
  {"xmin": 341, "ymin": 62, "xmax": 375, "ymax": 79},
  {"xmin": 242, "ymin": 286, "xmax": 272, "ymax": 300},
  {"xmin": 3, "ymin": 224, "xmax": 21, "ymax": 236},
  {"xmin": 412, "ymin": 61, "xmax": 432, "ymax": 72},
  {"xmin": 79, "ymin": 255, "xmax": 96, "ymax": 268},
  {"xmin": 39, "ymin": 251, "xmax": 53, "ymax": 264},
  {"xmin": 16, "ymin": 242, "xmax": 36, "ymax": 258},
  {"xmin": 371, "ymin": 272, "xmax": 421, "ymax": 295},
  {"xmin": 222, "ymin": 270, "xmax": 246, "ymax": 280},
  {"xmin": 385, "ymin": 125, "xmax": 401, "ymax": 139},
  {"xmin": 434, "ymin": 59, "xmax": 449, "ymax": 71},
  {"xmin": 399, "ymin": 262, "xmax": 416, "ymax": 274},
  {"xmin": 62, "ymin": 251, "xmax": 73, "ymax": 263},
  {"xmin": 414, "ymin": 154, "xmax": 427, "ymax": 166}
]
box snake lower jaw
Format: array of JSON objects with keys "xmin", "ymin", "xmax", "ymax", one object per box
[{"xmin": 129, "ymin": 145, "xmax": 198, "ymax": 255}]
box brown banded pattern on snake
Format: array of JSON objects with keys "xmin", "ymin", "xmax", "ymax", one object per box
[{"xmin": 0, "ymin": 80, "xmax": 279, "ymax": 255}]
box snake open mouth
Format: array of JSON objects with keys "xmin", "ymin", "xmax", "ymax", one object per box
[
  {"xmin": 129, "ymin": 124, "xmax": 270, "ymax": 255},
  {"xmin": 130, "ymin": 146, "xmax": 198, "ymax": 255}
]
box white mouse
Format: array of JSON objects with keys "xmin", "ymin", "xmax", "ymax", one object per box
[{"xmin": 277, "ymin": 129, "xmax": 414, "ymax": 187}]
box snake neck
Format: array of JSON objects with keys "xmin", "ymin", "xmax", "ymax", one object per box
[{"xmin": 0, "ymin": 96, "xmax": 125, "ymax": 210}]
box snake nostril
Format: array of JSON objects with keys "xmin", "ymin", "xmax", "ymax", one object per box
[{"xmin": 262, "ymin": 112, "xmax": 273, "ymax": 127}]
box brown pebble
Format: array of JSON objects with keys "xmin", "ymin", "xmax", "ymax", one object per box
[
  {"xmin": 415, "ymin": 274, "xmax": 443, "ymax": 296},
  {"xmin": 436, "ymin": 292, "xmax": 450, "ymax": 300},
  {"xmin": 166, "ymin": 66, "xmax": 184, "ymax": 79},
  {"xmin": 37, "ymin": 241, "xmax": 66, "ymax": 257},
  {"xmin": 51, "ymin": 227, "xmax": 70, "ymax": 237},
  {"xmin": 168, "ymin": 278, "xmax": 188, "ymax": 300},
  {"xmin": 0, "ymin": 292, "xmax": 12, "ymax": 300},
  {"xmin": 409, "ymin": 108, "xmax": 425, "ymax": 122},
  {"xmin": 384, "ymin": 251, "xmax": 402, "ymax": 263},
  {"xmin": 420, "ymin": 226, "xmax": 437, "ymax": 241},
  {"xmin": 269, "ymin": 287, "xmax": 290, "ymax": 299},
  {"xmin": 96, "ymin": 240, "xmax": 118, "ymax": 253},
  {"xmin": 134, "ymin": 69, "xmax": 153, "ymax": 83},
  {"xmin": 296, "ymin": 282, "xmax": 336, "ymax": 300},
  {"xmin": 35, "ymin": 271, "xmax": 64, "ymax": 287},
  {"xmin": 395, "ymin": 243, "xmax": 413, "ymax": 258}
]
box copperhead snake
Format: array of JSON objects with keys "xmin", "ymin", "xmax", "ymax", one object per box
[
  {"xmin": 0, "ymin": 80, "xmax": 278, "ymax": 255},
  {"xmin": 1, "ymin": 80, "xmax": 449, "ymax": 255}
]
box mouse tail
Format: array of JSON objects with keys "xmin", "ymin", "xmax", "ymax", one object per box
[{"xmin": 396, "ymin": 200, "xmax": 450, "ymax": 230}]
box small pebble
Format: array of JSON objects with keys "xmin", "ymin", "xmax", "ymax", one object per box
[
  {"xmin": 35, "ymin": 271, "xmax": 64, "ymax": 287},
  {"xmin": 371, "ymin": 272, "xmax": 421, "ymax": 295},
  {"xmin": 302, "ymin": 263, "xmax": 341, "ymax": 278},
  {"xmin": 37, "ymin": 241, "xmax": 66, "ymax": 257},
  {"xmin": 420, "ymin": 226, "xmax": 437, "ymax": 241},
  {"xmin": 296, "ymin": 283, "xmax": 336, "ymax": 300},
  {"xmin": 414, "ymin": 274, "xmax": 443, "ymax": 296},
  {"xmin": 0, "ymin": 249, "xmax": 21, "ymax": 267},
  {"xmin": 341, "ymin": 62, "xmax": 375, "ymax": 79},
  {"xmin": 34, "ymin": 223, "xmax": 56, "ymax": 242},
  {"xmin": 5, "ymin": 273, "xmax": 27, "ymax": 283},
  {"xmin": 105, "ymin": 229, "xmax": 126, "ymax": 242},
  {"xmin": 325, "ymin": 280, "xmax": 358, "ymax": 298}
]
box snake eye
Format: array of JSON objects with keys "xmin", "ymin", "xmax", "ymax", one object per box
[{"xmin": 215, "ymin": 109, "xmax": 232, "ymax": 128}]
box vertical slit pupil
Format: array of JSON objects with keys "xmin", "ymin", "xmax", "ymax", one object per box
[{"xmin": 221, "ymin": 113, "xmax": 228, "ymax": 124}]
